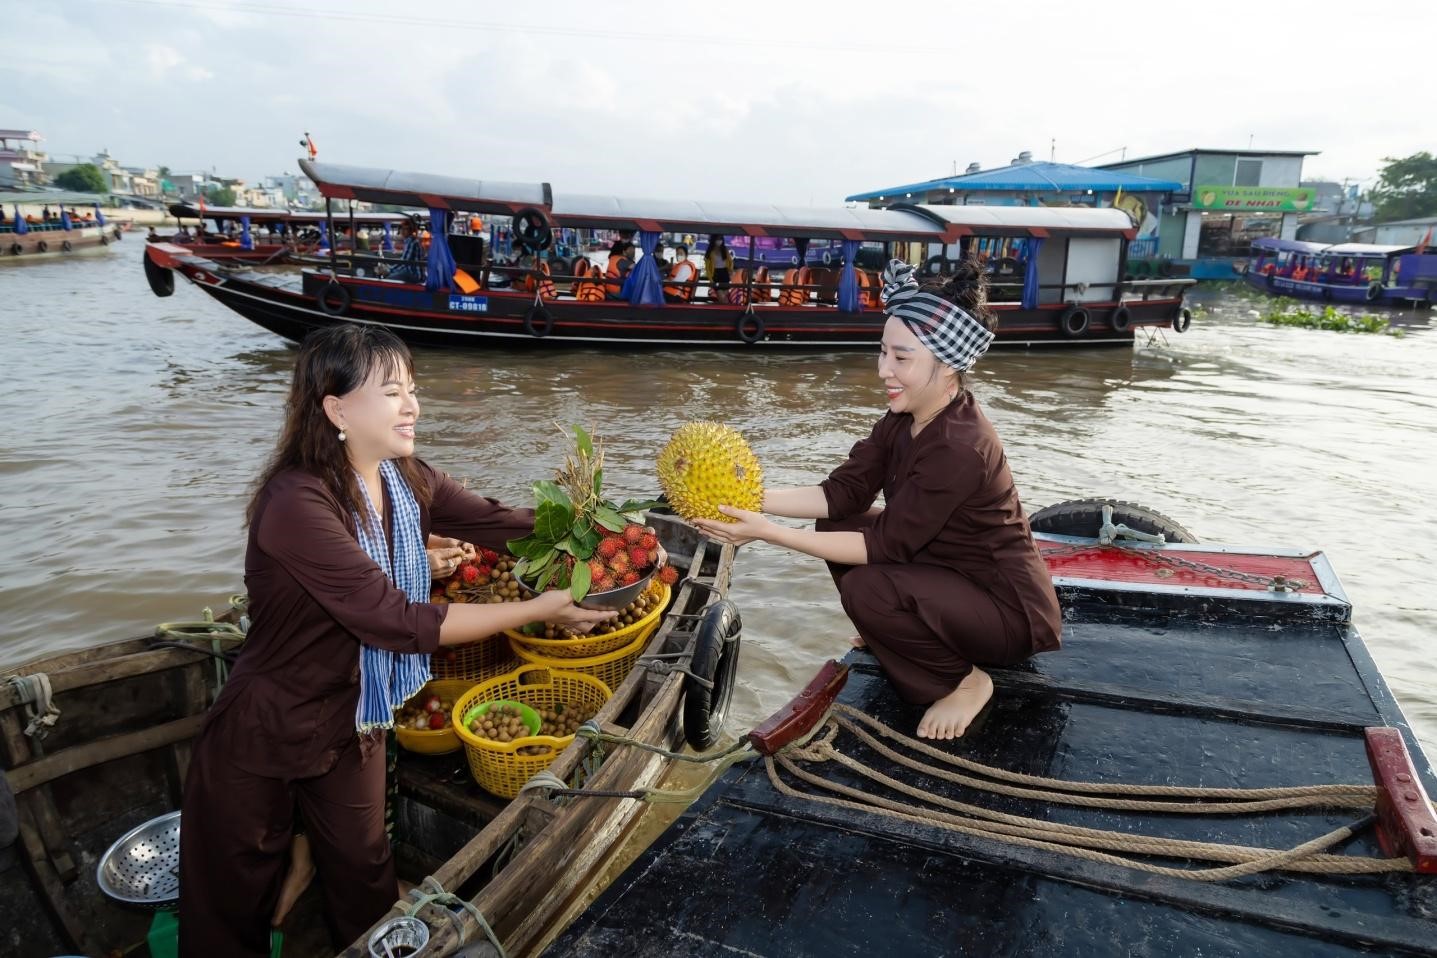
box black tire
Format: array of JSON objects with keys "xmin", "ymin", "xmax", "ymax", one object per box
[
  {"xmin": 1173, "ymin": 307, "xmax": 1192, "ymax": 333},
  {"xmin": 922, "ymin": 254, "xmax": 945, "ymax": 276},
  {"xmin": 143, "ymin": 252, "xmax": 175, "ymax": 297},
  {"xmin": 513, "ymin": 207, "xmax": 552, "ymax": 251},
  {"xmin": 1366, "ymin": 282, "xmax": 1383, "ymax": 302},
  {"xmin": 35, "ymin": 240, "xmax": 47, "ymax": 253},
  {"xmin": 1321, "ymin": 286, "xmax": 1333, "ymax": 302},
  {"xmin": 821, "ymin": 249, "xmax": 833, "ymax": 266},
  {"xmin": 569, "ymin": 255, "xmax": 590, "ymax": 280},
  {"xmin": 1157, "ymin": 260, "xmax": 1174, "ymax": 277},
  {"xmin": 61, "ymin": 240, "xmax": 73, "ymax": 253},
  {"xmin": 99, "ymin": 234, "xmax": 110, "ymax": 246},
  {"xmin": 7, "ymin": 243, "xmax": 19, "ymax": 256},
  {"xmin": 1059, "ymin": 304, "xmax": 1090, "ymax": 337},
  {"xmin": 317, "ymin": 280, "xmax": 351, "ymax": 316},
  {"xmin": 522, "ymin": 303, "xmax": 554, "ymax": 338},
  {"xmin": 1110, "ymin": 305, "xmax": 1132, "ymax": 333},
  {"xmin": 113, "ymin": 226, "xmax": 123, "ymax": 240},
  {"xmin": 1029, "ymin": 498, "xmax": 1198, "ymax": 543},
  {"xmin": 683, "ymin": 599, "xmax": 742, "ymax": 751},
  {"xmin": 736, "ymin": 311, "xmax": 764, "ymax": 344}
]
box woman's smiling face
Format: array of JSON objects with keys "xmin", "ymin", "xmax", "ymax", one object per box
[
  {"xmin": 326, "ymin": 358, "xmax": 420, "ymax": 463},
  {"xmin": 878, "ymin": 316, "xmax": 952, "ymax": 417}
]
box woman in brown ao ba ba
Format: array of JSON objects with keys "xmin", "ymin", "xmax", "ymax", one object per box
[
  {"xmin": 697, "ymin": 258, "xmax": 1062, "ymax": 740},
  {"xmin": 179, "ymin": 325, "xmax": 614, "ymax": 956}
]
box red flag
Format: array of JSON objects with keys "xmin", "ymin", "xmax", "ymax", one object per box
[{"xmin": 1417, "ymin": 225, "xmax": 1433, "ymax": 255}]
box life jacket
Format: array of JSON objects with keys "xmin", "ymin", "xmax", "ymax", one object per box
[
  {"xmin": 750, "ymin": 266, "xmax": 772, "ymax": 302},
  {"xmin": 857, "ymin": 269, "xmax": 880, "ymax": 309},
  {"xmin": 664, "ymin": 260, "xmax": 698, "ymax": 301},
  {"xmin": 779, "ymin": 267, "xmax": 810, "ymax": 306},
  {"xmin": 576, "ymin": 264, "xmax": 607, "ymax": 302},
  {"xmin": 604, "ymin": 256, "xmax": 629, "ymax": 297},
  {"xmin": 727, "ymin": 270, "xmax": 750, "ymax": 306},
  {"xmin": 468, "ymin": 215, "xmax": 483, "ymax": 234},
  {"xmin": 524, "ymin": 260, "xmax": 556, "ymax": 300}
]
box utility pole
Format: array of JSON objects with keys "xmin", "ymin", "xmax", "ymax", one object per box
[{"xmin": 1050, "ymin": 138, "xmax": 1056, "ymax": 161}]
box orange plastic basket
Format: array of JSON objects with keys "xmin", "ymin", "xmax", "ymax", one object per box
[
  {"xmin": 452, "ymin": 666, "xmax": 612, "ymax": 799},
  {"xmin": 510, "ymin": 624, "xmax": 651, "ymax": 692},
  {"xmin": 506, "ymin": 582, "xmax": 671, "ymax": 659},
  {"xmin": 429, "ymin": 633, "xmax": 520, "ymax": 682},
  {"xmin": 393, "ymin": 679, "xmax": 477, "ymax": 755}
]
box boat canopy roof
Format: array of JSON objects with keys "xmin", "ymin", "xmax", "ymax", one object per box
[
  {"xmin": 1251, "ymin": 237, "xmax": 1329, "ymax": 254},
  {"xmin": 898, "ymin": 203, "xmax": 1137, "ymax": 238},
  {"xmin": 547, "ymin": 193, "xmax": 944, "ymax": 240},
  {"xmin": 0, "ymin": 189, "xmax": 117, "ymax": 207},
  {"xmin": 298, "ymin": 159, "xmax": 551, "ymax": 213},
  {"xmin": 1320, "ymin": 242, "xmax": 1415, "ymax": 257},
  {"xmin": 167, "ymin": 202, "xmax": 413, "ymax": 224}
]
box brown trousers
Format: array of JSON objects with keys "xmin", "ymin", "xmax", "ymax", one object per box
[
  {"xmin": 819, "ymin": 513, "xmax": 1030, "ymax": 703},
  {"xmin": 178, "ymin": 723, "xmax": 395, "ymax": 957}
]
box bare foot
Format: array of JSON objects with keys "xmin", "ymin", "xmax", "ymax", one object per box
[
  {"xmin": 272, "ymin": 833, "xmax": 315, "ymax": 927},
  {"xmin": 849, "ymin": 634, "xmax": 867, "ymax": 649},
  {"xmin": 917, "ymin": 667, "xmax": 994, "ymax": 740}
]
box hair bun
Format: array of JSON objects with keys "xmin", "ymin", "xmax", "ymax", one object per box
[{"xmin": 921, "ymin": 253, "xmax": 994, "ymax": 330}]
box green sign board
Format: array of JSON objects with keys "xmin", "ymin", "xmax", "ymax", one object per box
[{"xmin": 1192, "ymin": 185, "xmax": 1315, "ymax": 212}]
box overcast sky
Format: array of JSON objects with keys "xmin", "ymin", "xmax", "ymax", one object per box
[{"xmin": 5, "ymin": 0, "xmax": 1432, "ymax": 203}]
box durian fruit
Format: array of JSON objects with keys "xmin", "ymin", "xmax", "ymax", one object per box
[{"xmin": 656, "ymin": 422, "xmax": 764, "ymax": 522}]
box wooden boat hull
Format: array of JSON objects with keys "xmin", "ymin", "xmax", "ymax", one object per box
[
  {"xmin": 1, "ymin": 224, "xmax": 123, "ymax": 263},
  {"xmin": 0, "ymin": 514, "xmax": 733, "ymax": 957},
  {"xmin": 1243, "ymin": 269, "xmax": 1435, "ymax": 307},
  {"xmin": 148, "ymin": 245, "xmax": 1192, "ymax": 350},
  {"xmin": 548, "ymin": 538, "xmax": 1437, "ymax": 957}
]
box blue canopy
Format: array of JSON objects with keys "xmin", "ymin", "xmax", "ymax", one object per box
[
  {"xmin": 92, "ymin": 202, "xmax": 106, "ymax": 227},
  {"xmin": 318, "ymin": 220, "xmax": 328, "ymax": 247},
  {"xmin": 622, "ymin": 230, "xmax": 665, "ymax": 306},
  {"xmin": 425, "ymin": 207, "xmax": 456, "ymax": 291},
  {"xmin": 382, "ymin": 221, "xmax": 394, "ymax": 252},
  {"xmin": 837, "ymin": 239, "xmax": 861, "ymax": 312},
  {"xmin": 1021, "ymin": 238, "xmax": 1044, "ymax": 309},
  {"xmin": 60, "ymin": 208, "xmax": 73, "ymax": 230},
  {"xmin": 240, "ymin": 215, "xmax": 253, "ymax": 250},
  {"xmin": 13, "ymin": 205, "xmax": 26, "ymax": 235}
]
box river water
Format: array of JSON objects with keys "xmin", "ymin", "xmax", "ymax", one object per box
[{"xmin": 2, "ymin": 249, "xmax": 1435, "ymax": 752}]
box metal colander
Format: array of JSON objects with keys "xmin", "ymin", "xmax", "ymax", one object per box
[{"xmin": 96, "ymin": 810, "xmax": 181, "ymax": 910}]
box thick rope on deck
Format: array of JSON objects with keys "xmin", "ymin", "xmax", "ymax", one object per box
[
  {"xmin": 403, "ymin": 875, "xmax": 506, "ymax": 957},
  {"xmin": 766, "ymin": 707, "xmax": 1420, "ymax": 880},
  {"xmin": 5, "ymin": 673, "xmax": 60, "ymax": 739}
]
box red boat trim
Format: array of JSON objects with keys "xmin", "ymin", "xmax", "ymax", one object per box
[
  {"xmin": 749, "ymin": 660, "xmax": 849, "ymax": 756},
  {"xmin": 1365, "ymin": 727, "xmax": 1437, "ymax": 873}
]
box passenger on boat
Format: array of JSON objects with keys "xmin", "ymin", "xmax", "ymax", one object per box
[
  {"xmin": 695, "ymin": 257, "xmax": 1062, "ymax": 741},
  {"xmin": 389, "ymin": 221, "xmax": 424, "ymax": 284},
  {"xmin": 704, "ymin": 235, "xmax": 734, "ymax": 295},
  {"xmin": 605, "ymin": 240, "xmax": 634, "ymax": 298},
  {"xmin": 665, "ymin": 245, "xmax": 699, "ymax": 302},
  {"xmin": 146, "ymin": 226, "xmax": 160, "ymax": 242},
  {"xmin": 177, "ymin": 325, "xmax": 616, "ymax": 957}
]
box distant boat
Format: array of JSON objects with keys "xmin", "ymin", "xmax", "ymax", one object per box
[
  {"xmin": 1, "ymin": 193, "xmax": 124, "ymax": 264},
  {"xmin": 142, "ymin": 159, "xmax": 1197, "ymax": 350},
  {"xmin": 1243, "ymin": 237, "xmax": 1437, "ymax": 307},
  {"xmin": 159, "ymin": 202, "xmax": 416, "ymax": 264}
]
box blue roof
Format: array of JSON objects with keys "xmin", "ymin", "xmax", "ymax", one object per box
[{"xmin": 846, "ymin": 161, "xmax": 1184, "ymax": 203}]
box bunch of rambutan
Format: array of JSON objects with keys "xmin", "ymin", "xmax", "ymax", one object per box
[{"xmin": 587, "ymin": 523, "xmax": 679, "ymax": 593}]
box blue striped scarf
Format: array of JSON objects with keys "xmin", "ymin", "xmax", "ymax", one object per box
[{"xmin": 352, "ymin": 459, "xmax": 432, "ymax": 733}]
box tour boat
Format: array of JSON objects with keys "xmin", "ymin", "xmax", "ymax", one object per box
[
  {"xmin": 158, "ymin": 202, "xmax": 417, "ymax": 264},
  {"xmin": 548, "ymin": 503, "xmax": 1437, "ymax": 957},
  {"xmin": 141, "ymin": 160, "xmax": 1196, "ymax": 350},
  {"xmin": 1, "ymin": 194, "xmax": 124, "ymax": 264},
  {"xmin": 1243, "ymin": 236, "xmax": 1437, "ymax": 307}
]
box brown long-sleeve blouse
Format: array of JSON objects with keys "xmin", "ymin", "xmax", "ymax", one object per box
[
  {"xmin": 820, "ymin": 394, "xmax": 1062, "ymax": 654},
  {"xmin": 203, "ymin": 459, "xmax": 534, "ymax": 778}
]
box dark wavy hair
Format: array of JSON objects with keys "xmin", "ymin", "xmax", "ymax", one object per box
[
  {"xmin": 246, "ymin": 324, "xmax": 431, "ymax": 528},
  {"xmin": 919, "ymin": 253, "xmax": 995, "ymax": 390}
]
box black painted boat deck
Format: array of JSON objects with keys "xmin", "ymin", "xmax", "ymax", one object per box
[{"xmin": 548, "ymin": 589, "xmax": 1437, "ymax": 957}]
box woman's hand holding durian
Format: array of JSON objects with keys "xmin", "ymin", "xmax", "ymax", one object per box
[{"xmin": 694, "ymin": 503, "xmax": 868, "ymax": 567}]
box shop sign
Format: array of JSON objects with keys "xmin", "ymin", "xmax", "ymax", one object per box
[{"xmin": 1192, "ymin": 185, "xmax": 1315, "ymax": 212}]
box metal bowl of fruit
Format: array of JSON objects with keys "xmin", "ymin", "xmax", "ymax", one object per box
[{"xmin": 517, "ymin": 567, "xmax": 656, "ymax": 612}]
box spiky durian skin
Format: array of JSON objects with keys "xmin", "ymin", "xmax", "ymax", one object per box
[{"xmin": 656, "ymin": 422, "xmax": 764, "ymax": 522}]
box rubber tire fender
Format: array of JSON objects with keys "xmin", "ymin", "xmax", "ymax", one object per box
[
  {"xmin": 1109, "ymin": 305, "xmax": 1132, "ymax": 333},
  {"xmin": 35, "ymin": 240, "xmax": 47, "ymax": 253},
  {"xmin": 7, "ymin": 243, "xmax": 20, "ymax": 256},
  {"xmin": 523, "ymin": 303, "xmax": 554, "ymax": 338},
  {"xmin": 100, "ymin": 234, "xmax": 110, "ymax": 246},
  {"xmin": 820, "ymin": 249, "xmax": 833, "ymax": 266},
  {"xmin": 513, "ymin": 207, "xmax": 553, "ymax": 251},
  {"xmin": 736, "ymin": 310, "xmax": 764, "ymax": 344},
  {"xmin": 683, "ymin": 599, "xmax": 743, "ymax": 751},
  {"xmin": 317, "ymin": 280, "xmax": 351, "ymax": 316},
  {"xmin": 1059, "ymin": 304, "xmax": 1090, "ymax": 337},
  {"xmin": 143, "ymin": 252, "xmax": 175, "ymax": 297},
  {"xmin": 1320, "ymin": 286, "xmax": 1333, "ymax": 302},
  {"xmin": 1173, "ymin": 306, "xmax": 1192, "ymax": 333},
  {"xmin": 1366, "ymin": 281, "xmax": 1383, "ymax": 302},
  {"xmin": 1029, "ymin": 498, "xmax": 1198, "ymax": 543},
  {"xmin": 922, "ymin": 254, "xmax": 944, "ymax": 276},
  {"xmin": 61, "ymin": 240, "xmax": 73, "ymax": 253}
]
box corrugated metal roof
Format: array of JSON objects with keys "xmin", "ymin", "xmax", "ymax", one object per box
[
  {"xmin": 298, "ymin": 159, "xmax": 550, "ymax": 213},
  {"xmin": 168, "ymin": 202, "xmax": 411, "ymax": 223},
  {"xmin": 548, "ymin": 194, "xmax": 944, "ymax": 239},
  {"xmin": 846, "ymin": 162, "xmax": 1183, "ymax": 202},
  {"xmin": 901, "ymin": 204, "xmax": 1136, "ymax": 235}
]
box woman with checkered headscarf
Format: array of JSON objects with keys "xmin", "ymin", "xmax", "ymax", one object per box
[{"xmin": 695, "ymin": 256, "xmax": 1061, "ymax": 742}]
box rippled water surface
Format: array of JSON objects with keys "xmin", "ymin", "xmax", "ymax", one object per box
[{"xmin": 3, "ymin": 250, "xmax": 1435, "ymax": 750}]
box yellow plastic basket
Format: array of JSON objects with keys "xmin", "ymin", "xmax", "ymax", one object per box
[
  {"xmin": 393, "ymin": 679, "xmax": 477, "ymax": 755},
  {"xmin": 452, "ymin": 666, "xmax": 612, "ymax": 799},
  {"xmin": 510, "ymin": 624, "xmax": 651, "ymax": 692},
  {"xmin": 429, "ymin": 633, "xmax": 520, "ymax": 682},
  {"xmin": 506, "ymin": 582, "xmax": 671, "ymax": 659}
]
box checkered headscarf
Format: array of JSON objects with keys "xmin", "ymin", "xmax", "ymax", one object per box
[{"xmin": 879, "ymin": 259, "xmax": 994, "ymax": 371}]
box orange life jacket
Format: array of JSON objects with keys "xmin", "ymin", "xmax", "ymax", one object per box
[
  {"xmin": 747, "ymin": 266, "xmax": 772, "ymax": 302},
  {"xmin": 524, "ymin": 260, "xmax": 557, "ymax": 300},
  {"xmin": 664, "ymin": 260, "xmax": 698, "ymax": 301},
  {"xmin": 576, "ymin": 264, "xmax": 607, "ymax": 302},
  {"xmin": 604, "ymin": 255, "xmax": 630, "ymax": 297},
  {"xmin": 857, "ymin": 269, "xmax": 880, "ymax": 309},
  {"xmin": 779, "ymin": 267, "xmax": 810, "ymax": 306}
]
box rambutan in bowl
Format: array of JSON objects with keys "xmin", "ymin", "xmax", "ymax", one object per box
[{"xmin": 515, "ymin": 567, "xmax": 656, "ymax": 611}]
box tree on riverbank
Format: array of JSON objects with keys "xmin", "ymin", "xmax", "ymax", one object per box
[
  {"xmin": 53, "ymin": 163, "xmax": 108, "ymax": 192},
  {"xmin": 1370, "ymin": 152, "xmax": 1437, "ymax": 222},
  {"xmin": 205, "ymin": 184, "xmax": 236, "ymax": 207}
]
